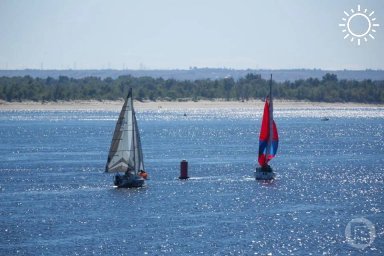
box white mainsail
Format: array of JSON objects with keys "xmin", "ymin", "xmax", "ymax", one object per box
[{"xmin": 105, "ymin": 89, "xmax": 144, "ymax": 174}]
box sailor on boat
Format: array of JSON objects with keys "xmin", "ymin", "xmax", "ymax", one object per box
[{"xmin": 139, "ymin": 170, "xmax": 148, "ymax": 180}]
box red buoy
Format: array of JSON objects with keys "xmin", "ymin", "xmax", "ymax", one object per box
[{"xmin": 179, "ymin": 160, "xmax": 189, "ymax": 179}]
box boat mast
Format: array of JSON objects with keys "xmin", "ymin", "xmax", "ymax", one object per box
[
  {"xmin": 134, "ymin": 110, "xmax": 145, "ymax": 171},
  {"xmin": 269, "ymin": 74, "xmax": 273, "ymax": 132},
  {"xmin": 266, "ymin": 74, "xmax": 273, "ymax": 163},
  {"xmin": 130, "ymin": 89, "xmax": 136, "ymax": 174}
]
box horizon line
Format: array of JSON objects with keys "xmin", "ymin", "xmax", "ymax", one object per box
[{"xmin": 1, "ymin": 68, "xmax": 383, "ymax": 72}]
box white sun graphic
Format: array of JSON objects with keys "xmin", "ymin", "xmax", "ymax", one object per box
[{"xmin": 339, "ymin": 4, "xmax": 380, "ymax": 46}]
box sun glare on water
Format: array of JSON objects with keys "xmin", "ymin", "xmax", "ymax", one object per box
[{"xmin": 339, "ymin": 4, "xmax": 380, "ymax": 46}]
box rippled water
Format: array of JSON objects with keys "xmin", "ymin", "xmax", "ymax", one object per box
[{"xmin": 0, "ymin": 107, "xmax": 383, "ymax": 255}]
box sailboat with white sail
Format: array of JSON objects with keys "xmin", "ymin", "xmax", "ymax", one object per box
[
  {"xmin": 105, "ymin": 88, "xmax": 148, "ymax": 188},
  {"xmin": 255, "ymin": 75, "xmax": 279, "ymax": 180}
]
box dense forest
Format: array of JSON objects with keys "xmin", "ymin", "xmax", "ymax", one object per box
[{"xmin": 0, "ymin": 73, "xmax": 383, "ymax": 103}]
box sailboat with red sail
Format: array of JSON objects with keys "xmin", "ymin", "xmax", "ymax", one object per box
[{"xmin": 255, "ymin": 74, "xmax": 279, "ymax": 180}]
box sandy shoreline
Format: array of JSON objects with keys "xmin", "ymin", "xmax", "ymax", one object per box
[{"xmin": 0, "ymin": 100, "xmax": 382, "ymax": 111}]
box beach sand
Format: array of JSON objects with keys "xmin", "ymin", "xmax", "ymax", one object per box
[{"xmin": 0, "ymin": 100, "xmax": 381, "ymax": 111}]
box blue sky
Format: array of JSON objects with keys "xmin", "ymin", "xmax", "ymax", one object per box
[{"xmin": 0, "ymin": 0, "xmax": 383, "ymax": 70}]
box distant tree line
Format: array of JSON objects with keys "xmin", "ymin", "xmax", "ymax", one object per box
[{"xmin": 0, "ymin": 73, "xmax": 383, "ymax": 103}]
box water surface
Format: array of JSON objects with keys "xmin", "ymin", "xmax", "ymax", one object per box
[{"xmin": 1, "ymin": 107, "xmax": 383, "ymax": 255}]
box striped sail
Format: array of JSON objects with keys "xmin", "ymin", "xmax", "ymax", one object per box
[{"xmin": 258, "ymin": 76, "xmax": 279, "ymax": 167}]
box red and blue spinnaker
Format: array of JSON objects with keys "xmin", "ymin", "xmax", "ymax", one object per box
[{"xmin": 258, "ymin": 97, "xmax": 279, "ymax": 167}]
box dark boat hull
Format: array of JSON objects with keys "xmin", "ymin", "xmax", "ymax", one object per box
[
  {"xmin": 254, "ymin": 167, "xmax": 276, "ymax": 180},
  {"xmin": 114, "ymin": 174, "xmax": 145, "ymax": 188}
]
